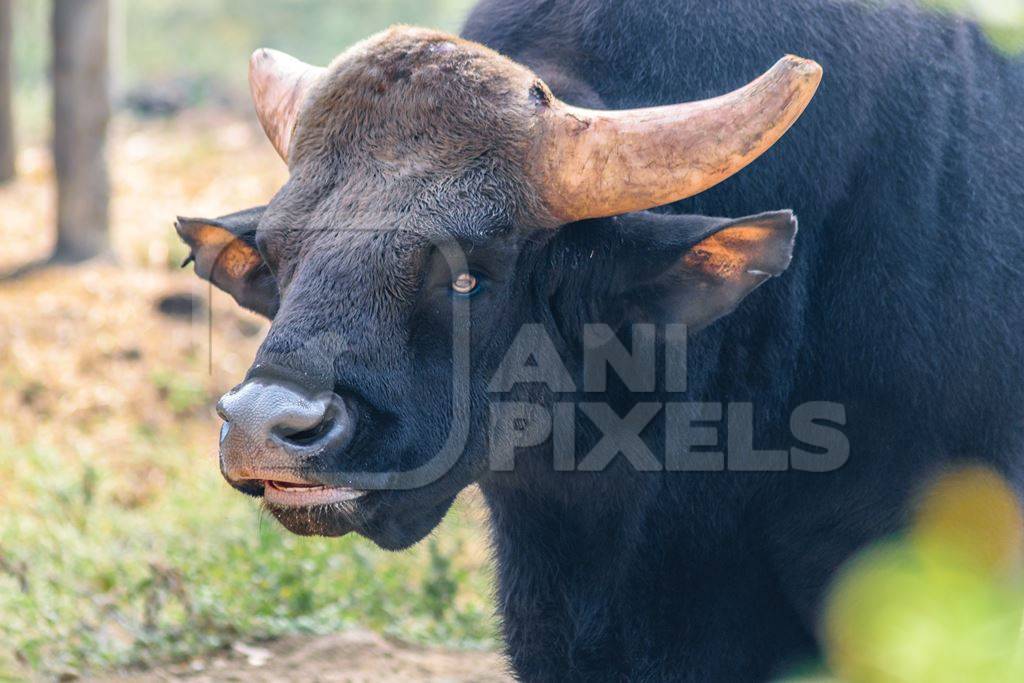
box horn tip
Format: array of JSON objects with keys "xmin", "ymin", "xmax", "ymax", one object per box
[
  {"xmin": 249, "ymin": 48, "xmax": 283, "ymax": 85},
  {"xmin": 250, "ymin": 47, "xmax": 279, "ymax": 67},
  {"xmin": 249, "ymin": 47, "xmax": 304, "ymax": 85},
  {"xmin": 780, "ymin": 54, "xmax": 824, "ymax": 83}
]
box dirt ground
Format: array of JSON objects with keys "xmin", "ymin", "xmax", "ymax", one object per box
[
  {"xmin": 0, "ymin": 114, "xmax": 501, "ymax": 681},
  {"xmin": 95, "ymin": 630, "xmax": 512, "ymax": 683}
]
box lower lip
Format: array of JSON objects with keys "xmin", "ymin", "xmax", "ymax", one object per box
[{"xmin": 262, "ymin": 480, "xmax": 367, "ymax": 508}]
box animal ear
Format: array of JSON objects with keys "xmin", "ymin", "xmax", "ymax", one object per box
[
  {"xmin": 622, "ymin": 210, "xmax": 798, "ymax": 331},
  {"xmin": 175, "ymin": 206, "xmax": 279, "ymax": 318}
]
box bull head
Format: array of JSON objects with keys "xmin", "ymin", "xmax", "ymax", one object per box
[{"xmin": 176, "ymin": 27, "xmax": 821, "ymax": 549}]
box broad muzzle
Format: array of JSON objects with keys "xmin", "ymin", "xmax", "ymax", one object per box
[{"xmin": 216, "ymin": 378, "xmax": 356, "ymax": 487}]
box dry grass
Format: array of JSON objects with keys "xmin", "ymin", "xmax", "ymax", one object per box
[
  {"xmin": 0, "ymin": 112, "xmax": 285, "ymax": 471},
  {"xmin": 0, "ymin": 112, "xmax": 496, "ymax": 680}
]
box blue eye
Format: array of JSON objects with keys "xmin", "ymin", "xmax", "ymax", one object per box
[{"xmin": 451, "ymin": 272, "xmax": 480, "ymax": 296}]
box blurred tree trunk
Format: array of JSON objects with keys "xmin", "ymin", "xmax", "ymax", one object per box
[
  {"xmin": 0, "ymin": 0, "xmax": 14, "ymax": 184},
  {"xmin": 52, "ymin": 0, "xmax": 110, "ymax": 262}
]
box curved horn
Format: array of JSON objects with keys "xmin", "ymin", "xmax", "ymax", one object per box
[
  {"xmin": 248, "ymin": 48, "xmax": 326, "ymax": 162},
  {"xmin": 532, "ymin": 55, "xmax": 823, "ymax": 223}
]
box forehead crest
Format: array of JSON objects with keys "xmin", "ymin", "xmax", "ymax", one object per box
[{"xmin": 288, "ymin": 28, "xmax": 537, "ymax": 168}]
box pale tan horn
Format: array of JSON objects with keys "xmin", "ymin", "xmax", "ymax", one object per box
[
  {"xmin": 531, "ymin": 55, "xmax": 823, "ymax": 223},
  {"xmin": 248, "ymin": 48, "xmax": 326, "ymax": 162}
]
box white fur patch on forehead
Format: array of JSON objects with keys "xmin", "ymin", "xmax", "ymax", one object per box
[{"xmin": 427, "ymin": 40, "xmax": 457, "ymax": 54}]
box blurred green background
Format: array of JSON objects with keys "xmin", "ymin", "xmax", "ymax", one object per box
[
  {"xmin": 11, "ymin": 0, "xmax": 475, "ymax": 141},
  {"xmin": 9, "ymin": 0, "xmax": 1023, "ymax": 144}
]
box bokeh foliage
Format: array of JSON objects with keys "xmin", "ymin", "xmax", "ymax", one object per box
[
  {"xmin": 781, "ymin": 466, "xmax": 1024, "ymax": 683},
  {"xmin": 10, "ymin": 0, "xmax": 476, "ymax": 139},
  {"xmin": 922, "ymin": 0, "xmax": 1024, "ymax": 52}
]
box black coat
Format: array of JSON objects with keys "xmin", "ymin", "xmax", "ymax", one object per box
[{"xmin": 462, "ymin": 1, "xmax": 1024, "ymax": 680}]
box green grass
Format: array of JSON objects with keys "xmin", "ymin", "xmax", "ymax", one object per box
[{"xmin": 0, "ymin": 427, "xmax": 497, "ymax": 678}]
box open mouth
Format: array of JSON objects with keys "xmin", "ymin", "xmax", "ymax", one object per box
[{"xmin": 260, "ymin": 476, "xmax": 367, "ymax": 508}]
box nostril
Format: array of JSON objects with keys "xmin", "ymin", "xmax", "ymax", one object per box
[
  {"xmin": 217, "ymin": 379, "xmax": 354, "ymax": 456},
  {"xmin": 274, "ymin": 415, "xmax": 335, "ymax": 446}
]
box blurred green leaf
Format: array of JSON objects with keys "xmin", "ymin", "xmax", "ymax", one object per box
[{"xmin": 920, "ymin": 0, "xmax": 1024, "ymax": 53}]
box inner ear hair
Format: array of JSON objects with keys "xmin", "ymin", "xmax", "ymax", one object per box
[
  {"xmin": 682, "ymin": 211, "xmax": 798, "ymax": 281},
  {"xmin": 174, "ymin": 205, "xmax": 279, "ymax": 318},
  {"xmin": 559, "ymin": 209, "xmax": 797, "ymax": 332}
]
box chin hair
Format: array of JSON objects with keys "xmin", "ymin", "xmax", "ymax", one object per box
[{"xmin": 264, "ymin": 501, "xmax": 359, "ymax": 537}]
